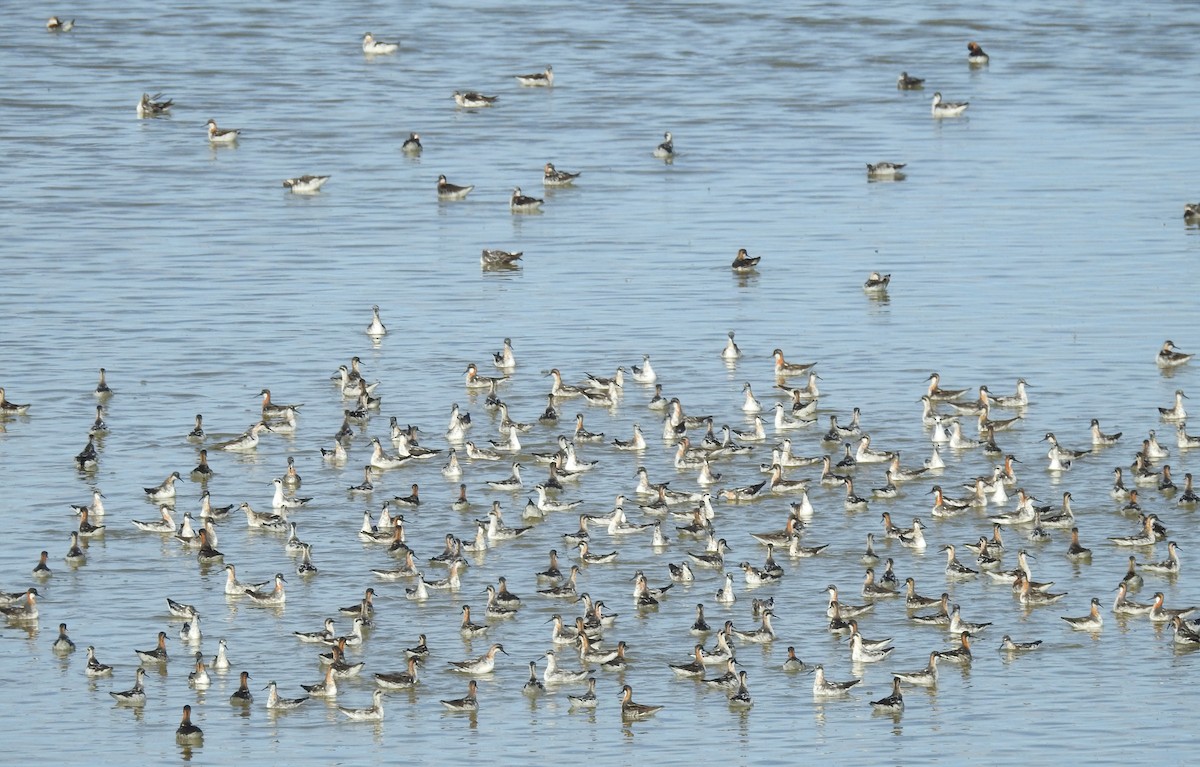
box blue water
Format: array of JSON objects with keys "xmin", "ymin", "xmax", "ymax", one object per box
[{"xmin": 2, "ymin": 1, "xmax": 1199, "ymax": 763}]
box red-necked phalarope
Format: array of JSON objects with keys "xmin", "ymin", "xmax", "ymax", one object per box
[
  {"xmin": 362, "ymin": 32, "xmax": 398, "ymax": 54},
  {"xmin": 47, "ymin": 16, "xmax": 74, "ymax": 31},
  {"xmin": 0, "ymin": 387, "xmax": 30, "ymax": 415},
  {"xmin": 812, "ymin": 665, "xmax": 860, "ymax": 697},
  {"xmin": 375, "ymin": 657, "xmax": 420, "ymax": 690},
  {"xmin": 967, "ymin": 41, "xmax": 990, "ymax": 65},
  {"xmin": 175, "ymin": 705, "xmax": 202, "ymax": 744},
  {"xmin": 1160, "ymin": 389, "xmax": 1188, "ymax": 421},
  {"xmin": 437, "ymin": 174, "xmax": 474, "ymax": 200},
  {"xmin": 653, "ymin": 131, "xmax": 674, "ymax": 159},
  {"xmin": 1157, "ymin": 340, "xmax": 1193, "ymax": 368},
  {"xmin": 282, "ymin": 174, "xmax": 329, "ymax": 193},
  {"xmin": 731, "ymin": 248, "xmax": 760, "ymax": 271},
  {"xmin": 897, "ymin": 71, "xmax": 924, "ymax": 89},
  {"xmin": 516, "ymin": 65, "xmax": 553, "ymax": 86},
  {"xmin": 870, "ymin": 677, "xmax": 904, "ymax": 712},
  {"xmin": 1061, "ymin": 598, "xmax": 1104, "ymax": 630},
  {"xmin": 401, "ymin": 132, "xmax": 422, "ymax": 154},
  {"xmin": 264, "ymin": 680, "xmax": 308, "ymax": 710},
  {"xmin": 481, "ymin": 248, "xmax": 522, "ymax": 267},
  {"xmin": 448, "ymin": 643, "xmax": 507, "ymax": 674},
  {"xmin": 441, "ymin": 680, "xmax": 479, "ymax": 712},
  {"xmin": 619, "ymin": 684, "xmax": 662, "ymax": 719},
  {"xmin": 454, "ymin": 90, "xmax": 497, "ymax": 107},
  {"xmin": 510, "ymin": 186, "xmax": 543, "ymax": 213},
  {"xmin": 137, "ymin": 93, "xmax": 173, "ymax": 118},
  {"xmin": 53, "ymin": 622, "xmax": 76, "ymax": 653},
  {"xmin": 338, "ymin": 689, "xmax": 385, "ymax": 721},
  {"xmin": 206, "ymin": 118, "xmax": 239, "ymax": 144},
  {"xmin": 866, "ymin": 163, "xmax": 905, "ymax": 179},
  {"xmin": 895, "ymin": 652, "xmax": 939, "ymax": 687},
  {"xmin": 542, "ymin": 162, "xmax": 580, "ymax": 188},
  {"xmin": 863, "ymin": 271, "xmax": 891, "ymax": 294},
  {"xmin": 931, "ymin": 91, "xmax": 968, "ymax": 117}
]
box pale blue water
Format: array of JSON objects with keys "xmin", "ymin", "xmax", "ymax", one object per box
[{"xmin": 2, "ymin": 1, "xmax": 1199, "ymax": 764}]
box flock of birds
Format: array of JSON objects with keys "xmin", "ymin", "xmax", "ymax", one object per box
[
  {"xmin": 16, "ymin": 17, "xmax": 1200, "ymax": 751},
  {"xmin": 4, "ymin": 284, "xmax": 1199, "ymax": 743}
]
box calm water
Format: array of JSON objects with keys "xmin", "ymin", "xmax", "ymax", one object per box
[{"xmin": 2, "ymin": 1, "xmax": 1199, "ymax": 763}]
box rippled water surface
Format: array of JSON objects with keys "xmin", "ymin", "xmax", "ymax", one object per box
[{"xmin": 3, "ymin": 1, "xmax": 1200, "ymax": 764}]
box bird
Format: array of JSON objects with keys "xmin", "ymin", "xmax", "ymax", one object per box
[
  {"xmin": 870, "ymin": 677, "xmax": 905, "ymax": 712},
  {"xmin": 619, "ymin": 684, "xmax": 662, "ymax": 720},
  {"xmin": 437, "ymin": 175, "xmax": 474, "ymax": 200},
  {"xmin": 731, "ymin": 248, "xmax": 760, "ymax": 271},
  {"xmin": 362, "ymin": 32, "xmax": 399, "ymax": 54},
  {"xmin": 931, "ymin": 92, "xmax": 969, "ymax": 117},
  {"xmin": 137, "ymin": 93, "xmax": 172, "ymax": 118},
  {"xmin": 205, "ymin": 118, "xmax": 240, "ymax": 143},
  {"xmin": 897, "ymin": 71, "xmax": 925, "ymax": 89},
  {"xmin": 282, "ymin": 174, "xmax": 330, "ymax": 193},
  {"xmin": 453, "ymin": 91, "xmax": 497, "ymax": 107},
  {"xmin": 653, "ymin": 131, "xmax": 674, "ymax": 159},
  {"xmin": 866, "ymin": 162, "xmax": 905, "ymax": 179},
  {"xmin": 401, "ymin": 132, "xmax": 422, "ymax": 154},
  {"xmin": 441, "ymin": 680, "xmax": 479, "ymax": 712},
  {"xmin": 543, "ymin": 162, "xmax": 580, "ymax": 186},
  {"xmin": 510, "ymin": 187, "xmax": 543, "ymax": 213},
  {"xmin": 967, "ymin": 41, "xmax": 990, "ymax": 65},
  {"xmin": 1157, "ymin": 340, "xmax": 1194, "ymax": 368},
  {"xmin": 109, "ymin": 668, "xmax": 147, "ymax": 706},
  {"xmin": 338, "ymin": 689, "xmax": 385, "ymax": 721},
  {"xmin": 175, "ymin": 705, "xmax": 203, "ymax": 744},
  {"xmin": 481, "ymin": 249, "xmax": 523, "ymax": 267},
  {"xmin": 515, "ymin": 65, "xmax": 554, "ymax": 86}
]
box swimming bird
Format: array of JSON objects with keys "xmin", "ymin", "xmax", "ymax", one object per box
[
  {"xmin": 543, "ymin": 162, "xmax": 580, "ymax": 187},
  {"xmin": 47, "ymin": 16, "xmax": 74, "ymax": 31},
  {"xmin": 144, "ymin": 471, "xmax": 181, "ymax": 501},
  {"xmin": 85, "ymin": 645, "xmax": 113, "ymax": 676},
  {"xmin": 213, "ymin": 421, "xmax": 271, "ymax": 451},
  {"xmin": 453, "ymin": 91, "xmax": 497, "ymax": 107},
  {"xmin": 1157, "ymin": 340, "xmax": 1193, "ymax": 368},
  {"xmin": 0, "ymin": 387, "xmax": 30, "ymax": 416},
  {"xmin": 1061, "ymin": 598, "xmax": 1104, "ymax": 630},
  {"xmin": 510, "ymin": 187, "xmax": 543, "ymax": 213},
  {"xmin": 338, "ymin": 689, "xmax": 385, "ymax": 721},
  {"xmin": 135, "ymin": 631, "xmax": 169, "ymax": 665},
  {"xmin": 731, "ymin": 248, "xmax": 760, "ymax": 271},
  {"xmin": 931, "ymin": 92, "xmax": 969, "ymax": 117},
  {"xmin": 894, "ymin": 653, "xmax": 939, "ymax": 687},
  {"xmin": 301, "ymin": 666, "xmax": 338, "ymax": 698},
  {"xmin": 205, "ymin": 118, "xmax": 240, "ymax": 143},
  {"xmin": 967, "ymin": 41, "xmax": 990, "ymax": 64},
  {"xmin": 812, "ymin": 665, "xmax": 860, "ymax": 697},
  {"xmin": 863, "ymin": 271, "xmax": 891, "ymax": 293},
  {"xmin": 362, "ymin": 32, "xmax": 398, "ymax": 54},
  {"xmin": 1159, "ymin": 390, "xmax": 1188, "ymax": 421},
  {"xmin": 282, "ymin": 174, "xmax": 330, "ymax": 193},
  {"xmin": 870, "ymin": 677, "xmax": 904, "ymax": 713},
  {"xmin": 229, "ymin": 670, "xmax": 254, "ymax": 705},
  {"xmin": 897, "ymin": 71, "xmax": 925, "ymax": 89},
  {"xmin": 619, "ymin": 684, "xmax": 662, "ymax": 720},
  {"xmin": 175, "ymin": 705, "xmax": 203, "ymax": 744},
  {"xmin": 264, "ymin": 680, "xmax": 308, "ymax": 710},
  {"xmin": 441, "ymin": 680, "xmax": 479, "ymax": 712},
  {"xmin": 481, "ymin": 249, "xmax": 523, "ymax": 267},
  {"xmin": 866, "ymin": 162, "xmax": 905, "ymax": 178},
  {"xmin": 401, "ymin": 132, "xmax": 422, "ymax": 154},
  {"xmin": 137, "ymin": 93, "xmax": 172, "ymax": 118},
  {"xmin": 653, "ymin": 131, "xmax": 674, "ymax": 159},
  {"xmin": 448, "ymin": 643, "xmax": 507, "ymax": 674},
  {"xmin": 437, "ymin": 174, "xmax": 474, "ymax": 200},
  {"xmin": 516, "ymin": 65, "xmax": 553, "ymax": 86},
  {"xmin": 936, "ymin": 631, "xmax": 974, "ymax": 664}
]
